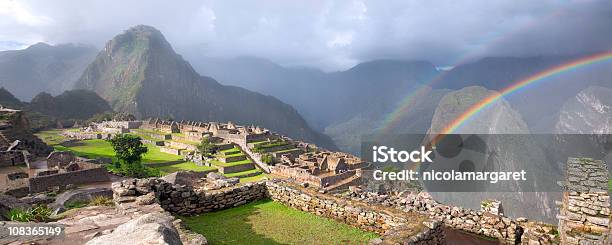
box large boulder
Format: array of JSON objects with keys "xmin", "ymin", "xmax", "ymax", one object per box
[
  {"xmin": 85, "ymin": 212, "xmax": 182, "ymax": 245},
  {"xmin": 162, "ymin": 171, "xmax": 206, "ymax": 186}
]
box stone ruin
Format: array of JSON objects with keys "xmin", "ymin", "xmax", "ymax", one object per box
[
  {"xmin": 1, "ymin": 150, "xmax": 110, "ymax": 197},
  {"xmin": 271, "ymin": 150, "xmax": 366, "ymax": 190},
  {"xmin": 0, "ymin": 108, "xmax": 52, "ymax": 168},
  {"xmin": 142, "ymin": 118, "xmax": 272, "ymax": 145},
  {"xmin": 63, "ymin": 120, "xmax": 142, "ymax": 140}
]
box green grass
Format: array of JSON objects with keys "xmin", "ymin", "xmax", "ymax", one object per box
[
  {"xmin": 239, "ymin": 174, "xmax": 268, "ymax": 183},
  {"xmin": 65, "ymin": 200, "xmax": 89, "ymax": 210},
  {"xmin": 156, "ymin": 161, "xmax": 217, "ymax": 174},
  {"xmin": 219, "ymin": 151, "xmax": 245, "ymax": 158},
  {"xmin": 54, "ymin": 139, "xmax": 182, "ymax": 164},
  {"xmin": 224, "ymin": 169, "xmax": 261, "ymax": 178},
  {"xmin": 181, "ymin": 199, "xmax": 378, "ymax": 245},
  {"xmin": 34, "ymin": 129, "xmax": 67, "ymax": 146},
  {"xmin": 171, "ymin": 132, "xmax": 185, "ymax": 137},
  {"xmin": 210, "ymin": 158, "xmax": 253, "ymax": 167}
]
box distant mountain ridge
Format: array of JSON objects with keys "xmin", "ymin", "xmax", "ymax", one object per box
[
  {"xmin": 0, "ymin": 87, "xmax": 112, "ymax": 130},
  {"xmin": 189, "ymin": 53, "xmax": 612, "ymax": 153},
  {"xmin": 75, "ymin": 25, "xmax": 337, "ymax": 149},
  {"xmin": 0, "ymin": 43, "xmax": 97, "ymax": 100}
]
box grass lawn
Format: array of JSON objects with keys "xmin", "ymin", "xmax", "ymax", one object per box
[
  {"xmin": 239, "ymin": 174, "xmax": 268, "ymax": 183},
  {"xmin": 210, "ymin": 158, "xmax": 253, "ymax": 167},
  {"xmin": 132, "ymin": 128, "xmax": 167, "ymax": 136},
  {"xmin": 156, "ymin": 161, "xmax": 217, "ymax": 174},
  {"xmin": 54, "ymin": 139, "xmax": 183, "ymax": 164},
  {"xmin": 181, "ymin": 199, "xmax": 378, "ymax": 245},
  {"xmin": 34, "ymin": 129, "xmax": 67, "ymax": 146},
  {"xmin": 224, "ymin": 169, "xmax": 261, "ymax": 178}
]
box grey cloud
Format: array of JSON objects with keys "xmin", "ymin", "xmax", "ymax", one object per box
[{"xmin": 1, "ymin": 0, "xmax": 611, "ymax": 70}]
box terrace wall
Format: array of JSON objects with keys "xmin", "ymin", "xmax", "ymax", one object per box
[
  {"xmin": 219, "ymin": 163, "xmax": 255, "ymax": 174},
  {"xmin": 133, "ymin": 130, "xmax": 171, "ymax": 140},
  {"xmin": 256, "ymin": 144, "xmax": 294, "ymax": 153},
  {"xmin": 218, "ymin": 154, "xmax": 247, "ymax": 163}
]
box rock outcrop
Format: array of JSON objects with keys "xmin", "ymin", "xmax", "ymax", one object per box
[
  {"xmin": 555, "ymin": 85, "xmax": 612, "ymax": 134},
  {"xmin": 426, "ymin": 86, "xmax": 560, "ymax": 222},
  {"xmin": 86, "ymin": 212, "xmax": 182, "ymax": 245}
]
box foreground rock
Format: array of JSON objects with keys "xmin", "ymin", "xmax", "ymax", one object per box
[{"xmin": 85, "ymin": 212, "xmax": 182, "ymax": 245}]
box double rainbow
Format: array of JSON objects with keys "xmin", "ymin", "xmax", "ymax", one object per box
[{"xmin": 441, "ymin": 51, "xmax": 612, "ymax": 134}]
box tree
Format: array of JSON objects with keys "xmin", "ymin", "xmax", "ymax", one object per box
[
  {"xmin": 109, "ymin": 134, "xmax": 149, "ymax": 177},
  {"xmin": 261, "ymin": 153, "xmax": 274, "ymax": 165},
  {"xmin": 197, "ymin": 137, "xmax": 217, "ymax": 157}
]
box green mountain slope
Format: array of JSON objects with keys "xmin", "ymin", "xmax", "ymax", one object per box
[{"xmin": 76, "ymin": 25, "xmax": 337, "ymax": 149}]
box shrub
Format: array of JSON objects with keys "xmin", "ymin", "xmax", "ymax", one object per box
[
  {"xmin": 90, "ymin": 196, "xmax": 114, "ymax": 206},
  {"xmin": 8, "ymin": 205, "xmax": 53, "ymax": 222},
  {"xmin": 261, "ymin": 153, "xmax": 274, "ymax": 164}
]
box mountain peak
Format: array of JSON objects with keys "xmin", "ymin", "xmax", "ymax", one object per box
[
  {"xmin": 25, "ymin": 42, "xmax": 53, "ymax": 51},
  {"xmin": 104, "ymin": 25, "xmax": 172, "ymax": 56}
]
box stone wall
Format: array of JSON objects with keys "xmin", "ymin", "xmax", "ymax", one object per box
[
  {"xmin": 159, "ymin": 146, "xmax": 181, "ymax": 155},
  {"xmin": 218, "ymin": 163, "xmax": 255, "ymax": 174},
  {"xmin": 98, "ymin": 121, "xmax": 142, "ymax": 129},
  {"xmin": 257, "ymin": 144, "xmax": 294, "ymax": 153},
  {"xmin": 558, "ymin": 158, "xmax": 610, "ymax": 244},
  {"xmin": 28, "ymin": 166, "xmax": 109, "ymax": 193},
  {"xmin": 218, "ymin": 154, "xmax": 247, "ymax": 163},
  {"xmin": 140, "ymin": 138, "xmax": 164, "ymax": 146},
  {"xmin": 342, "ymin": 190, "xmax": 523, "ymax": 243},
  {"xmin": 112, "ymin": 178, "xmax": 268, "ymax": 216},
  {"xmin": 136, "ymin": 130, "xmax": 171, "ymax": 140},
  {"xmin": 244, "ymin": 133, "xmax": 269, "ymax": 143}
]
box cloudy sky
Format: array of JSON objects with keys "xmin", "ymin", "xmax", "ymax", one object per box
[{"xmin": 1, "ymin": 0, "xmax": 611, "ymax": 70}]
